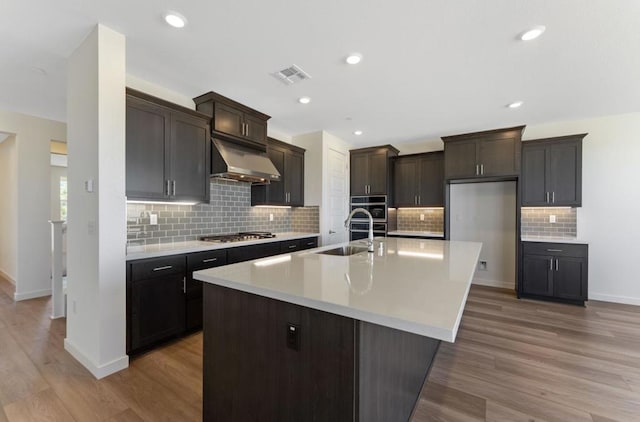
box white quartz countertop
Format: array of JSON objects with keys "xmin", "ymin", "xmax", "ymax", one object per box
[
  {"xmin": 126, "ymin": 232, "xmax": 320, "ymax": 261},
  {"xmin": 194, "ymin": 237, "xmax": 482, "ymax": 342},
  {"xmin": 387, "ymin": 231, "xmax": 444, "ymax": 238},
  {"xmin": 521, "ymin": 237, "xmax": 588, "ymax": 245}
]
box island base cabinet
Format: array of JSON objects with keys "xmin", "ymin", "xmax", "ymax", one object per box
[{"xmin": 203, "ymin": 284, "xmax": 441, "ymax": 422}]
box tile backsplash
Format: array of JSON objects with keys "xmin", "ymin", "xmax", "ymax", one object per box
[
  {"xmin": 127, "ymin": 179, "xmax": 319, "ymax": 246},
  {"xmin": 521, "ymin": 207, "xmax": 577, "ymax": 238},
  {"xmin": 395, "ymin": 208, "xmax": 444, "ymax": 233}
]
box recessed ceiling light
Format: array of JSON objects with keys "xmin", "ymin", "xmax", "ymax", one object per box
[
  {"xmin": 298, "ymin": 97, "xmax": 311, "ymax": 104},
  {"xmin": 354, "ymin": 130, "xmax": 363, "ymax": 136},
  {"xmin": 520, "ymin": 25, "xmax": 546, "ymax": 41},
  {"xmin": 507, "ymin": 101, "xmax": 523, "ymax": 109},
  {"xmin": 164, "ymin": 11, "xmax": 187, "ymax": 28},
  {"xmin": 346, "ymin": 54, "xmax": 362, "ymax": 65}
]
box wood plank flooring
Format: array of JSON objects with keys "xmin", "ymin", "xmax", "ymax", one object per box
[{"xmin": 1, "ymin": 274, "xmax": 639, "ymax": 421}]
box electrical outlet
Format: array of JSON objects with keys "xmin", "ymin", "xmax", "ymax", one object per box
[
  {"xmin": 150, "ymin": 213, "xmax": 158, "ymax": 225},
  {"xmin": 269, "ymin": 213, "xmax": 274, "ymax": 222},
  {"xmin": 479, "ymin": 261, "xmax": 488, "ymax": 271},
  {"xmin": 549, "ymin": 215, "xmax": 556, "ymax": 223},
  {"xmin": 420, "ymin": 214, "xmax": 425, "ymax": 221}
]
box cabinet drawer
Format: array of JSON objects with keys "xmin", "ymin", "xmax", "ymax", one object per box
[
  {"xmin": 187, "ymin": 249, "xmax": 227, "ymax": 271},
  {"xmin": 131, "ymin": 255, "xmax": 186, "ymax": 282},
  {"xmin": 298, "ymin": 237, "xmax": 318, "ymax": 250},
  {"xmin": 522, "ymin": 242, "xmax": 587, "ymax": 258},
  {"xmin": 280, "ymin": 240, "xmax": 300, "ymax": 253}
]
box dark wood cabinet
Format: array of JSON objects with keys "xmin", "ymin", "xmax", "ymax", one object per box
[
  {"xmin": 442, "ymin": 126, "xmax": 524, "ymax": 181},
  {"xmin": 520, "ymin": 242, "xmax": 588, "ymax": 306},
  {"xmin": 227, "ymin": 242, "xmax": 283, "ymax": 264},
  {"xmin": 350, "ymin": 145, "xmax": 399, "ymax": 196},
  {"xmin": 194, "ymin": 91, "xmax": 270, "ymax": 148},
  {"xmin": 521, "ymin": 134, "xmax": 585, "ymax": 207},
  {"xmin": 252, "ymin": 138, "xmax": 305, "ymax": 206},
  {"xmin": 128, "ymin": 256, "xmax": 186, "ymax": 352},
  {"xmin": 392, "ymin": 151, "xmax": 444, "ymax": 207},
  {"xmin": 126, "ymin": 88, "xmax": 210, "ymax": 203},
  {"xmin": 185, "ymin": 249, "xmax": 227, "ymax": 332}
]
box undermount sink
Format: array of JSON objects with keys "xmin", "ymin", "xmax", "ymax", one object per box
[{"xmin": 315, "ymin": 246, "xmax": 370, "ymax": 256}]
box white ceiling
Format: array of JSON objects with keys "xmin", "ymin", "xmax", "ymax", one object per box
[{"xmin": 2, "ymin": 1, "xmax": 640, "ymax": 147}]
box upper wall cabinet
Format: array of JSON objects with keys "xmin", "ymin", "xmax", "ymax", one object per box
[
  {"xmin": 393, "ymin": 151, "xmax": 444, "ymax": 207},
  {"xmin": 521, "ymin": 134, "xmax": 586, "ymax": 207},
  {"xmin": 442, "ymin": 126, "xmax": 525, "ymax": 181},
  {"xmin": 126, "ymin": 88, "xmax": 210, "ymax": 203},
  {"xmin": 251, "ymin": 138, "xmax": 305, "ymax": 207},
  {"xmin": 193, "ymin": 91, "xmax": 269, "ymax": 149},
  {"xmin": 350, "ymin": 145, "xmax": 399, "ymax": 196}
]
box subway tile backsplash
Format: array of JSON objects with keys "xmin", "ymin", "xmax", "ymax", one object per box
[
  {"xmin": 127, "ymin": 179, "xmax": 319, "ymax": 246},
  {"xmin": 521, "ymin": 207, "xmax": 577, "ymax": 238},
  {"xmin": 396, "ymin": 208, "xmax": 444, "ymax": 233}
]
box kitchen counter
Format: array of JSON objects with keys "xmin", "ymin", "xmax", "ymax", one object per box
[
  {"xmin": 521, "ymin": 236, "xmax": 588, "ymax": 244},
  {"xmin": 194, "ymin": 237, "xmax": 481, "ymax": 342},
  {"xmin": 196, "ymin": 237, "xmax": 482, "ymax": 421},
  {"xmin": 126, "ymin": 232, "xmax": 320, "ymax": 261},
  {"xmin": 387, "ymin": 230, "xmax": 444, "ymax": 238}
]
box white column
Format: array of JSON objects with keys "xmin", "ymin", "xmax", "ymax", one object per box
[{"xmin": 65, "ymin": 24, "xmax": 128, "ymax": 379}]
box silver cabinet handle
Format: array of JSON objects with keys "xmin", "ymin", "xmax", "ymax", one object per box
[
  {"xmin": 288, "ymin": 245, "xmax": 297, "ymax": 249},
  {"xmin": 555, "ymin": 259, "xmax": 559, "ymax": 271},
  {"xmin": 418, "ymin": 195, "xmax": 421, "ymax": 205},
  {"xmin": 549, "ymin": 259, "xmax": 553, "ymax": 271},
  {"xmin": 172, "ymin": 180, "xmax": 176, "ymax": 196},
  {"xmin": 183, "ymin": 277, "xmax": 186, "ymax": 293},
  {"xmin": 552, "ymin": 192, "xmax": 555, "ymax": 203},
  {"xmin": 202, "ymin": 258, "xmax": 218, "ymax": 263},
  {"xmin": 475, "ymin": 164, "xmax": 479, "ymax": 176},
  {"xmin": 245, "ymin": 123, "xmax": 250, "ymax": 137},
  {"xmin": 414, "ymin": 195, "xmax": 417, "ymax": 205},
  {"xmin": 480, "ymin": 164, "xmax": 484, "ymax": 175},
  {"xmin": 306, "ymin": 242, "xmax": 315, "ymax": 246},
  {"xmin": 166, "ymin": 180, "xmax": 171, "ymax": 196},
  {"xmin": 329, "ymin": 230, "xmax": 336, "ymax": 234},
  {"xmin": 546, "ymin": 192, "xmax": 550, "ymax": 203},
  {"xmin": 153, "ymin": 265, "xmax": 173, "ymax": 272},
  {"xmin": 547, "ymin": 249, "xmax": 563, "ymax": 252}
]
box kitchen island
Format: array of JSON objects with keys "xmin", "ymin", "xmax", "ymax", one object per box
[{"xmin": 194, "ymin": 237, "xmax": 481, "ymax": 421}]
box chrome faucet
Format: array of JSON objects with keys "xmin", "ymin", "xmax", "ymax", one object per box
[{"xmin": 344, "ymin": 208, "xmax": 374, "ymax": 253}]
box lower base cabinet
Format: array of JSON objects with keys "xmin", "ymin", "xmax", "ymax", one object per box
[
  {"xmin": 520, "ymin": 242, "xmax": 588, "ymax": 306},
  {"xmin": 127, "ymin": 236, "xmax": 319, "ymax": 354}
]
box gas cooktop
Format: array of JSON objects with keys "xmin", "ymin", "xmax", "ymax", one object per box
[{"xmin": 200, "ymin": 232, "xmax": 276, "ymax": 243}]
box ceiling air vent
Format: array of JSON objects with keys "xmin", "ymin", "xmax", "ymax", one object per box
[{"xmin": 271, "ymin": 64, "xmax": 311, "ymax": 85}]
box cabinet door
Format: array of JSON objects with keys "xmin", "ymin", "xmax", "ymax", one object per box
[
  {"xmin": 553, "ymin": 257, "xmax": 586, "ymax": 301},
  {"xmin": 418, "ymin": 153, "xmax": 444, "ymax": 207},
  {"xmin": 286, "ymin": 150, "xmax": 305, "ymax": 206},
  {"xmin": 521, "ymin": 144, "xmax": 550, "ymax": 206},
  {"xmin": 350, "ymin": 153, "xmax": 369, "ymax": 195},
  {"xmin": 130, "ymin": 274, "xmax": 186, "ymax": 351},
  {"xmin": 126, "ymin": 97, "xmax": 170, "ymax": 200},
  {"xmin": 393, "ymin": 157, "xmax": 419, "ymax": 207},
  {"xmin": 243, "ymin": 113, "xmax": 267, "ymax": 146},
  {"xmin": 298, "ymin": 237, "xmax": 318, "ymax": 250},
  {"xmin": 549, "ymin": 142, "xmax": 581, "ymax": 206},
  {"xmin": 169, "ymin": 112, "xmax": 210, "ymax": 202},
  {"xmin": 444, "ymin": 140, "xmax": 477, "ymax": 179},
  {"xmin": 213, "ymin": 103, "xmax": 244, "ymax": 138},
  {"xmin": 368, "ymin": 151, "xmax": 389, "ymax": 195},
  {"xmin": 479, "ymin": 137, "xmax": 519, "ymax": 177},
  {"xmin": 522, "ymin": 254, "xmax": 553, "ymax": 296}
]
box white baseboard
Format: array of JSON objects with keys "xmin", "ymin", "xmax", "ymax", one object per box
[
  {"xmin": 473, "ymin": 278, "xmax": 515, "ymax": 290},
  {"xmin": 0, "ymin": 268, "xmax": 16, "ymax": 285},
  {"xmin": 14, "ymin": 288, "xmax": 51, "ymax": 301},
  {"xmin": 589, "ymin": 292, "xmax": 640, "ymax": 307},
  {"xmin": 64, "ymin": 338, "xmax": 129, "ymax": 380}
]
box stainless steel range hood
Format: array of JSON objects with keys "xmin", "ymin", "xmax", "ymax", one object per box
[{"xmin": 211, "ymin": 138, "xmax": 281, "ymax": 184}]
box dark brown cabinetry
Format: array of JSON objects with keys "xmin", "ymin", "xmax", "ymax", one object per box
[
  {"xmin": 350, "ymin": 145, "xmax": 399, "ymax": 195},
  {"xmin": 185, "ymin": 249, "xmax": 227, "ymax": 332},
  {"xmin": 442, "ymin": 126, "xmax": 524, "ymax": 181},
  {"xmin": 252, "ymin": 138, "xmax": 305, "ymax": 206},
  {"xmin": 392, "ymin": 151, "xmax": 444, "ymax": 207},
  {"xmin": 521, "ymin": 134, "xmax": 585, "ymax": 207},
  {"xmin": 126, "ymin": 89, "xmax": 210, "ymax": 203},
  {"xmin": 520, "ymin": 242, "xmax": 588, "ymax": 306},
  {"xmin": 193, "ymin": 91, "xmax": 270, "ymax": 148}
]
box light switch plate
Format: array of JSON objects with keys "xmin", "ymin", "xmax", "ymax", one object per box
[
  {"xmin": 420, "ymin": 214, "xmax": 425, "ymax": 221},
  {"xmin": 150, "ymin": 213, "xmax": 158, "ymax": 225},
  {"xmin": 549, "ymin": 215, "xmax": 556, "ymax": 223}
]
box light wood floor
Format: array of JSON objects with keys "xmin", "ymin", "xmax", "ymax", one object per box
[{"xmin": 1, "ymin": 275, "xmax": 639, "ymax": 421}]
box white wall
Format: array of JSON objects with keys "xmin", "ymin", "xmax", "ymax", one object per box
[
  {"xmin": 0, "ymin": 135, "xmax": 17, "ymax": 282},
  {"xmin": 523, "ymin": 112, "xmax": 640, "ymax": 305},
  {"xmin": 50, "ymin": 165, "xmax": 67, "ymax": 220},
  {"xmin": 0, "ymin": 110, "xmax": 67, "ymax": 299},
  {"xmin": 65, "ymin": 24, "xmax": 128, "ymax": 379},
  {"xmin": 450, "ymin": 182, "xmax": 517, "ymax": 289}
]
